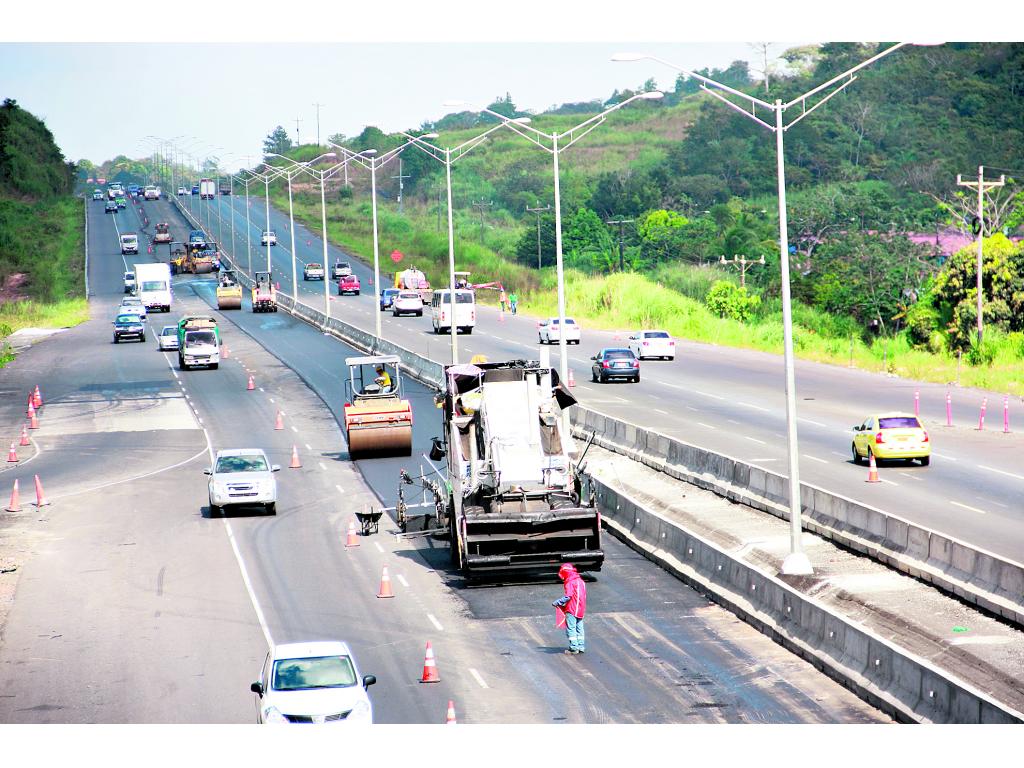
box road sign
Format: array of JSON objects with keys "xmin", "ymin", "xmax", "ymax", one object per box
[{"xmin": 390, "ymin": 249, "xmax": 403, "ymax": 264}]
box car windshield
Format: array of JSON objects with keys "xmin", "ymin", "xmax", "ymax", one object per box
[
  {"xmin": 161, "ymin": 327, "xmax": 176, "ymax": 336},
  {"xmin": 605, "ymin": 350, "xmax": 635, "ymax": 359},
  {"xmin": 308, "ymin": 263, "xmax": 322, "ymax": 269},
  {"xmin": 140, "ymin": 281, "xmax": 166, "ymax": 291},
  {"xmin": 398, "ymin": 293, "xmax": 420, "ymax": 300},
  {"xmin": 215, "ymin": 455, "xmax": 268, "ymax": 473},
  {"xmin": 122, "ymin": 298, "xmax": 141, "ymax": 305},
  {"xmin": 272, "ymin": 655, "xmax": 356, "ymax": 691},
  {"xmin": 115, "ymin": 315, "xmax": 138, "ymax": 324},
  {"xmin": 124, "ymin": 273, "xmax": 134, "ymax": 280},
  {"xmin": 645, "ymin": 331, "xmax": 670, "ymax": 338},
  {"xmin": 186, "ymin": 331, "xmax": 217, "ymax": 347},
  {"xmin": 384, "ymin": 289, "xmax": 399, "ymax": 295},
  {"xmin": 878, "ymin": 417, "xmax": 922, "ymax": 430}
]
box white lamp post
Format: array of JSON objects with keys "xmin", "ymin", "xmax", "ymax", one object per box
[
  {"xmin": 613, "ymin": 43, "xmax": 941, "ymax": 576},
  {"xmin": 445, "ymin": 94, "xmax": 661, "ymax": 386}
]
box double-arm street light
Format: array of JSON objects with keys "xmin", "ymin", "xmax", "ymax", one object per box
[
  {"xmin": 263, "ymin": 152, "xmax": 338, "ymax": 307},
  {"xmin": 613, "ymin": 43, "xmax": 941, "ymax": 576},
  {"xmin": 444, "ymin": 93, "xmax": 662, "ymax": 384}
]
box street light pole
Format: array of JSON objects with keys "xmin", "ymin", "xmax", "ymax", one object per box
[{"xmin": 613, "ymin": 43, "xmax": 939, "ymax": 576}]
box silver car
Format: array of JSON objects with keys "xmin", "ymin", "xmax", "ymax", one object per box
[
  {"xmin": 157, "ymin": 325, "xmax": 179, "ymax": 351},
  {"xmin": 206, "ymin": 449, "xmax": 280, "ymax": 516},
  {"xmin": 120, "ymin": 296, "xmax": 147, "ymax": 321}
]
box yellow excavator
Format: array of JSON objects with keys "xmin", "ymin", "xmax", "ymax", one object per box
[
  {"xmin": 216, "ymin": 270, "xmax": 242, "ymax": 310},
  {"xmin": 343, "ymin": 355, "xmax": 413, "ymax": 458}
]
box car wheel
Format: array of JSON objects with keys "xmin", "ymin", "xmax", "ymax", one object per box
[
  {"xmin": 851, "ymin": 443, "xmax": 861, "ymax": 464},
  {"xmin": 634, "ymin": 374, "xmax": 640, "ymax": 383},
  {"xmin": 210, "ymin": 363, "xmax": 219, "ymax": 370},
  {"xmin": 338, "ymin": 288, "xmax": 343, "ymax": 295},
  {"xmin": 113, "ymin": 336, "xmax": 119, "ymax": 344},
  {"xmin": 465, "ymin": 327, "xmax": 473, "ymax": 335},
  {"xmin": 920, "ymin": 456, "xmax": 930, "ymax": 467},
  {"xmin": 139, "ymin": 333, "xmax": 146, "ymax": 343},
  {"xmin": 354, "ymin": 290, "xmax": 360, "ymax": 295},
  {"xmin": 599, "ymin": 373, "xmax": 606, "ymax": 384},
  {"xmin": 209, "ymin": 504, "xmax": 221, "ymax": 517},
  {"xmin": 417, "ymin": 311, "xmax": 422, "ymax": 317},
  {"xmin": 265, "ymin": 503, "xmax": 276, "ymax": 516}
]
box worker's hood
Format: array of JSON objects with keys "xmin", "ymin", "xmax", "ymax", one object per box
[{"xmin": 558, "ymin": 563, "xmax": 577, "ymax": 581}]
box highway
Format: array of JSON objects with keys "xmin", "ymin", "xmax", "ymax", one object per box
[
  {"xmin": 189, "ymin": 188, "xmax": 1024, "ymax": 563},
  {"xmin": 0, "ymin": 193, "xmax": 890, "ymax": 724}
]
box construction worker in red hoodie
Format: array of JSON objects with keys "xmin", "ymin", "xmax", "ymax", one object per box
[{"xmin": 552, "ymin": 563, "xmax": 587, "ymax": 654}]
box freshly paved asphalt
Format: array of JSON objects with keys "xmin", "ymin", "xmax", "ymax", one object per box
[
  {"xmin": 191, "ymin": 189, "xmax": 1023, "ymax": 562},
  {"xmin": 0, "ymin": 192, "xmax": 893, "ymax": 723}
]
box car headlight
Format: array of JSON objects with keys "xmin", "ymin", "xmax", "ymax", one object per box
[
  {"xmin": 350, "ymin": 699, "xmax": 372, "ymax": 723},
  {"xmin": 263, "ymin": 706, "xmax": 288, "ymax": 724}
]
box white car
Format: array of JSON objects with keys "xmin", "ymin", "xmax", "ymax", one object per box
[
  {"xmin": 628, "ymin": 329, "xmax": 676, "ymax": 360},
  {"xmin": 391, "ymin": 291, "xmax": 424, "ymax": 317},
  {"xmin": 538, "ymin": 317, "xmax": 581, "ymax": 345},
  {"xmin": 119, "ymin": 296, "xmax": 147, "ymax": 320},
  {"xmin": 177, "ymin": 187, "xmax": 187, "ymax": 196},
  {"xmin": 157, "ymin": 325, "xmax": 180, "ymax": 351},
  {"xmin": 251, "ymin": 641, "xmax": 376, "ymax": 724},
  {"xmin": 206, "ymin": 448, "xmax": 279, "ymax": 516},
  {"xmin": 123, "ymin": 271, "xmax": 136, "ymax": 294},
  {"xmin": 331, "ymin": 262, "xmax": 352, "ymax": 279},
  {"xmin": 261, "ymin": 231, "xmax": 277, "ymax": 247},
  {"xmin": 303, "ymin": 262, "xmax": 325, "ymax": 281}
]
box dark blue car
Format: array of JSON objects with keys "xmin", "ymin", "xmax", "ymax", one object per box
[
  {"xmin": 379, "ymin": 288, "xmax": 400, "ymax": 311},
  {"xmin": 591, "ymin": 348, "xmax": 640, "ymax": 383},
  {"xmin": 191, "ymin": 185, "xmax": 200, "ymax": 195},
  {"xmin": 113, "ymin": 313, "xmax": 146, "ymax": 343}
]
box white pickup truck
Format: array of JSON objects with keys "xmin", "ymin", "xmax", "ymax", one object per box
[
  {"xmin": 303, "ymin": 262, "xmax": 325, "ymax": 281},
  {"xmin": 120, "ymin": 233, "xmax": 139, "ymax": 255},
  {"xmin": 143, "ymin": 185, "xmax": 160, "ymax": 200}
]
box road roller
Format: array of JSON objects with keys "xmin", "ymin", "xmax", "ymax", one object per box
[
  {"xmin": 216, "ymin": 270, "xmax": 243, "ymax": 310},
  {"xmin": 343, "ymin": 355, "xmax": 413, "ymax": 458}
]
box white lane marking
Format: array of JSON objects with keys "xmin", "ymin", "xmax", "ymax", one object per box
[
  {"xmin": 750, "ymin": 458, "xmax": 777, "ymax": 462},
  {"xmin": 224, "ymin": 520, "xmax": 275, "ymax": 648},
  {"xmin": 802, "ymin": 454, "xmax": 828, "ymax": 464},
  {"xmin": 318, "ymin": 462, "xmax": 327, "ymax": 471},
  {"xmin": 879, "ymin": 478, "xmax": 899, "ymax": 487},
  {"xmin": 798, "ymin": 417, "xmax": 827, "ymax": 427},
  {"xmin": 652, "ymin": 408, "xmax": 669, "ymax": 415},
  {"xmin": 685, "ymin": 406, "xmax": 698, "ymax": 412},
  {"xmin": 931, "ymin": 452, "xmax": 956, "ymax": 461},
  {"xmin": 268, "ymin": 397, "xmax": 275, "ymax": 404},
  {"xmin": 258, "ymin": 387, "xmax": 265, "ymax": 393},
  {"xmin": 951, "ymin": 501, "xmax": 987, "ymax": 515},
  {"xmin": 197, "ymin": 417, "xmax": 203, "ymax": 425},
  {"xmin": 727, "ymin": 419, "xmax": 741, "ymax": 425},
  {"xmin": 611, "ymin": 613, "xmax": 643, "ymax": 640},
  {"xmin": 305, "ymin": 443, "xmax": 312, "ymax": 451},
  {"xmin": 427, "ymin": 613, "xmax": 444, "ymax": 631},
  {"xmin": 898, "ymin": 473, "xmax": 923, "ymax": 481},
  {"xmin": 469, "ymin": 668, "xmax": 489, "ymax": 689},
  {"xmin": 396, "ymin": 575, "xmax": 410, "ymax": 589},
  {"xmin": 696, "ymin": 422, "xmax": 716, "ymax": 430},
  {"xmin": 744, "ymin": 436, "xmax": 767, "ymax": 445},
  {"xmin": 831, "ymin": 451, "xmax": 850, "ymax": 459},
  {"xmin": 977, "ymin": 465, "xmax": 1024, "ymax": 482},
  {"xmin": 374, "ymin": 542, "xmax": 384, "ymax": 553},
  {"xmin": 335, "ymin": 484, "xmax": 344, "ymax": 494},
  {"xmin": 291, "ymin": 426, "xmax": 298, "ymax": 433},
  {"xmin": 739, "ymin": 401, "xmax": 770, "ymax": 412},
  {"xmin": 694, "ymin": 389, "xmax": 726, "ymax": 400}
]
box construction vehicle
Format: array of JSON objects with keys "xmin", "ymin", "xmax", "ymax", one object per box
[
  {"xmin": 170, "ymin": 245, "xmax": 187, "ymax": 275},
  {"xmin": 252, "ymin": 271, "xmax": 277, "ymax": 312},
  {"xmin": 186, "ymin": 246, "xmax": 217, "ymax": 275},
  {"xmin": 216, "ymin": 270, "xmax": 242, "ymax": 310},
  {"xmin": 343, "ymin": 355, "xmax": 413, "ymax": 459},
  {"xmin": 153, "ymin": 222, "xmax": 172, "ymax": 245},
  {"xmin": 395, "ymin": 266, "xmax": 431, "ymax": 301},
  {"xmin": 396, "ymin": 359, "xmax": 602, "ymax": 579}
]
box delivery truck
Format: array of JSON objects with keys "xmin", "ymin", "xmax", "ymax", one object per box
[{"xmin": 133, "ymin": 262, "xmax": 173, "ymax": 313}]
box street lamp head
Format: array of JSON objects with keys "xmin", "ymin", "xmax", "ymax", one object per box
[
  {"xmin": 360, "ymin": 149, "xmax": 378, "ymax": 156},
  {"xmin": 420, "ymin": 133, "xmax": 440, "ymax": 140},
  {"xmin": 610, "ymin": 52, "xmax": 648, "ymax": 62},
  {"xmin": 511, "ymin": 117, "xmax": 532, "ymax": 124},
  {"xmin": 442, "ymin": 100, "xmax": 469, "ymax": 108},
  {"xmin": 639, "ymin": 91, "xmax": 665, "ymax": 100}
]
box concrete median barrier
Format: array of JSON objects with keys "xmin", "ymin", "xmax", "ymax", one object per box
[{"xmin": 571, "ymin": 405, "xmax": 1024, "ymax": 628}]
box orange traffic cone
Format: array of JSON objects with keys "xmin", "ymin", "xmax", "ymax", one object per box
[
  {"xmin": 274, "ymin": 410, "xmax": 284, "ymax": 430},
  {"xmin": 7, "ymin": 442, "xmax": 18, "ymax": 463},
  {"xmin": 567, "ymin": 369, "xmax": 575, "ymax": 388},
  {"xmin": 222, "ymin": 346, "xmax": 230, "ymax": 359},
  {"xmin": 445, "ymin": 700, "xmax": 457, "ymax": 724},
  {"xmin": 28, "ymin": 410, "xmax": 39, "ymax": 430},
  {"xmin": 344, "ymin": 519, "xmax": 360, "ymax": 548},
  {"xmin": 33, "ymin": 386, "xmax": 42, "ymax": 408},
  {"xmin": 247, "ymin": 375, "xmax": 255, "ymax": 391},
  {"xmin": 19, "ymin": 425, "xmax": 30, "ymax": 446},
  {"xmin": 866, "ymin": 453, "xmax": 879, "ymax": 483},
  {"xmin": 5, "ymin": 479, "xmax": 21, "ymax": 512},
  {"xmin": 420, "ymin": 641, "xmax": 441, "ymax": 683},
  {"xmin": 33, "ymin": 474, "xmax": 50, "ymax": 507},
  {"xmin": 377, "ymin": 565, "xmax": 396, "ymax": 598},
  {"xmin": 289, "ymin": 445, "xmax": 302, "ymax": 468},
  {"xmin": 27, "ymin": 400, "xmax": 36, "ymax": 420}
]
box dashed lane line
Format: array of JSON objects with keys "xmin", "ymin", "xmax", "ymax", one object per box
[
  {"xmin": 696, "ymin": 422, "xmax": 716, "ymax": 430},
  {"xmin": 798, "ymin": 417, "xmax": 828, "ymax": 428},
  {"xmin": 744, "ymin": 436, "xmax": 767, "ymax": 445},
  {"xmin": 739, "ymin": 401, "xmax": 770, "ymax": 412},
  {"xmin": 951, "ymin": 501, "xmax": 987, "ymax": 515},
  {"xmin": 977, "ymin": 465, "xmax": 1024, "ymax": 482},
  {"xmin": 802, "ymin": 454, "xmax": 828, "ymax": 464},
  {"xmin": 694, "ymin": 389, "xmax": 726, "ymax": 400},
  {"xmin": 427, "ymin": 613, "xmax": 444, "ymax": 631},
  {"xmin": 374, "ymin": 542, "xmax": 384, "ymax": 553},
  {"xmin": 397, "ymin": 574, "xmax": 410, "ymax": 589}
]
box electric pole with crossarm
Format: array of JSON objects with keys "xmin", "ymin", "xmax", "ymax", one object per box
[
  {"xmin": 527, "ymin": 203, "xmax": 551, "ymax": 269},
  {"xmin": 957, "ymin": 165, "xmax": 1006, "ymax": 344}
]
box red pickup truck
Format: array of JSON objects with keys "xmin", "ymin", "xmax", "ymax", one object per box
[{"xmin": 337, "ymin": 274, "xmax": 360, "ymax": 296}]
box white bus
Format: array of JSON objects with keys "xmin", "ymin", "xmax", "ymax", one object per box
[{"xmin": 430, "ymin": 288, "xmax": 476, "ymax": 335}]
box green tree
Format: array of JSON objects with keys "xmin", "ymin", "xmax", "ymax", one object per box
[
  {"xmin": 564, "ymin": 208, "xmax": 615, "ymax": 271},
  {"xmin": 263, "ymin": 126, "xmax": 292, "ymax": 157},
  {"xmin": 637, "ymin": 209, "xmax": 688, "ymax": 265},
  {"xmin": 705, "ymin": 280, "xmax": 761, "ymax": 322}
]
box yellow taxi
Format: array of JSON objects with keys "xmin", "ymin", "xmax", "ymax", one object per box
[{"xmin": 851, "ymin": 413, "xmax": 930, "ymax": 466}]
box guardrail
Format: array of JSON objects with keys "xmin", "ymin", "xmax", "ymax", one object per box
[{"xmin": 570, "ymin": 406, "xmax": 1024, "ymax": 628}]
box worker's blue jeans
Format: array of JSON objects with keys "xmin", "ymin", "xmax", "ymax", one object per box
[{"xmin": 566, "ymin": 613, "xmax": 585, "ymax": 652}]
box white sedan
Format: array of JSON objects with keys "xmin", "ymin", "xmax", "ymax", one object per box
[
  {"xmin": 261, "ymin": 230, "xmax": 278, "ymax": 247},
  {"xmin": 391, "ymin": 291, "xmax": 424, "ymax": 317},
  {"xmin": 205, "ymin": 448, "xmax": 280, "ymax": 516},
  {"xmin": 628, "ymin": 329, "xmax": 676, "ymax": 360},
  {"xmin": 119, "ymin": 296, "xmax": 147, "ymax": 321},
  {"xmin": 250, "ymin": 641, "xmax": 376, "ymax": 724},
  {"xmin": 538, "ymin": 317, "xmax": 581, "ymax": 345},
  {"xmin": 156, "ymin": 325, "xmax": 180, "ymax": 351}
]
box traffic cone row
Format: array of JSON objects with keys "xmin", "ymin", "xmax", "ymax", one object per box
[
  {"xmin": 289, "ymin": 445, "xmax": 302, "ymax": 468},
  {"xmin": 866, "ymin": 452, "xmax": 879, "ymax": 483},
  {"xmin": 27, "ymin": 400, "xmax": 35, "ymax": 420}
]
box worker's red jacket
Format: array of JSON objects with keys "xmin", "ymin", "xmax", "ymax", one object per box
[{"xmin": 555, "ymin": 564, "xmax": 586, "ymax": 618}]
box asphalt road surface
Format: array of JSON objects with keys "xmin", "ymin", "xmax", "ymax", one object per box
[
  {"xmin": 0, "ymin": 193, "xmax": 890, "ymax": 724},
  {"xmin": 189, "ymin": 189, "xmax": 1023, "ymax": 563}
]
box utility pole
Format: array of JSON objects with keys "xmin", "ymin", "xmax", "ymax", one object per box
[
  {"xmin": 312, "ymin": 102, "xmax": 325, "ymax": 146},
  {"xmin": 392, "ymin": 158, "xmax": 411, "ymax": 214},
  {"xmin": 527, "ymin": 203, "xmax": 551, "ymax": 269},
  {"xmin": 957, "ymin": 166, "xmax": 1006, "ymax": 344},
  {"xmin": 473, "ymin": 199, "xmax": 494, "ymax": 243},
  {"xmin": 719, "ymin": 254, "xmax": 766, "ymax": 289},
  {"xmin": 438, "ymin": 184, "xmax": 445, "ymax": 232},
  {"xmin": 294, "ymin": 117, "xmax": 303, "ymax": 148},
  {"xmin": 606, "ymin": 216, "xmax": 634, "ymax": 272}
]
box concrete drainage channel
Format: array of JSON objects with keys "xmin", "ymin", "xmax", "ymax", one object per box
[{"xmin": 172, "ymin": 197, "xmax": 1023, "ymax": 722}]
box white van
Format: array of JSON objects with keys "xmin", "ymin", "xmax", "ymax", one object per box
[
  {"xmin": 430, "ymin": 289, "xmax": 475, "ymax": 335},
  {"xmin": 120, "ymin": 233, "xmax": 139, "ymax": 255},
  {"xmin": 134, "ymin": 262, "xmax": 173, "ymax": 313}
]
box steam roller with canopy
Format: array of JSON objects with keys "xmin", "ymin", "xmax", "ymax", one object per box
[{"xmin": 343, "ymin": 355, "xmax": 413, "ymax": 458}]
